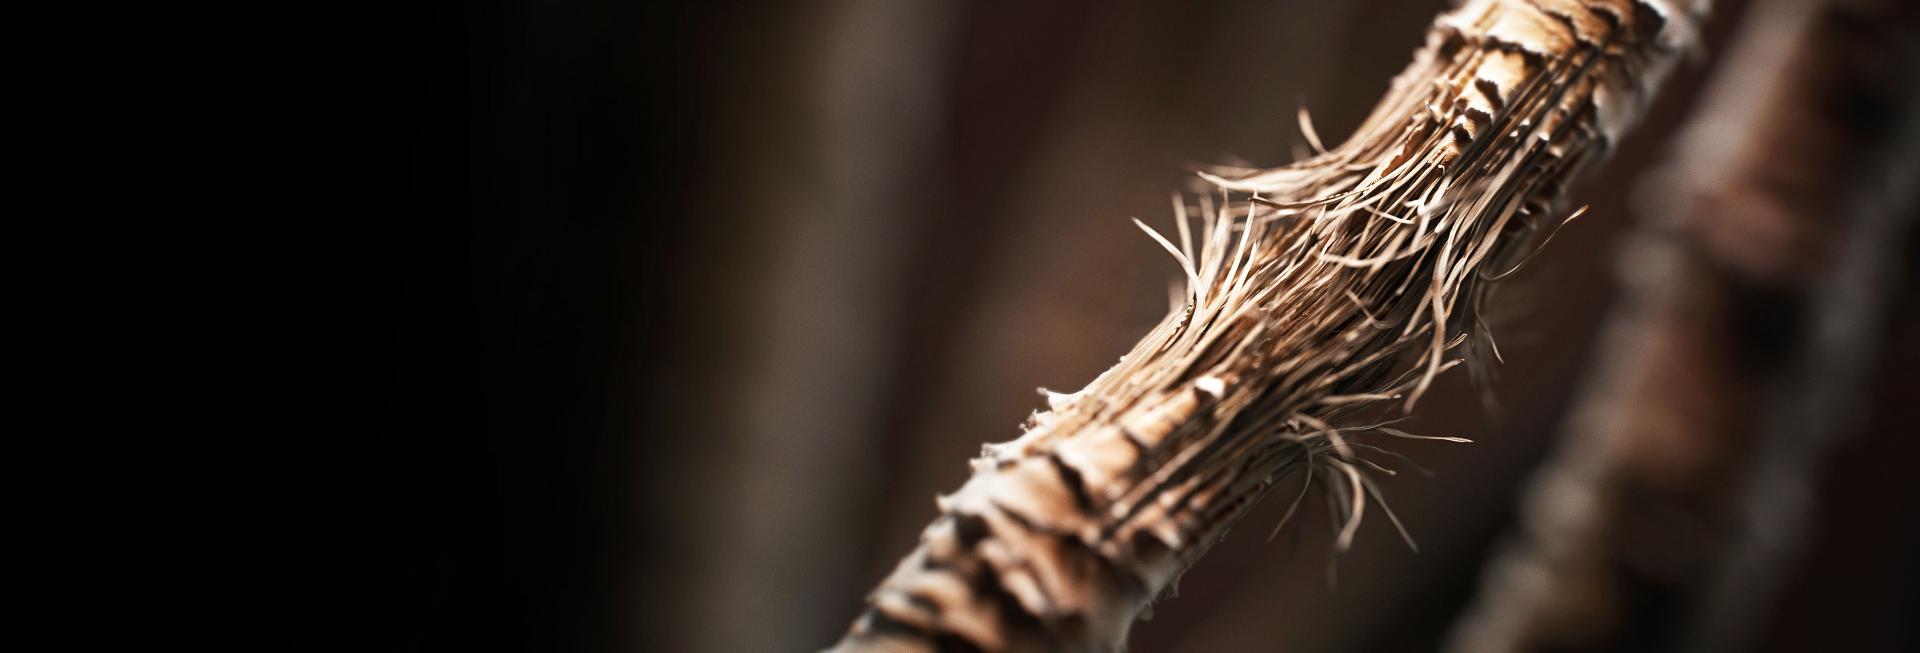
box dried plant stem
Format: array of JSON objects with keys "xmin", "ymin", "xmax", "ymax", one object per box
[
  {"xmin": 831, "ymin": 2, "xmax": 1706, "ymax": 650},
  {"xmin": 1447, "ymin": 0, "xmax": 1920, "ymax": 651}
]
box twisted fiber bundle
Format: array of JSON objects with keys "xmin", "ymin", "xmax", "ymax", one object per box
[{"xmin": 832, "ymin": 1, "xmax": 1705, "ymax": 651}]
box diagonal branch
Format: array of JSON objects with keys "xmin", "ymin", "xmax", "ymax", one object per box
[{"xmin": 831, "ymin": 2, "xmax": 1709, "ymax": 650}]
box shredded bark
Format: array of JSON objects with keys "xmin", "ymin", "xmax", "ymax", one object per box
[{"xmin": 832, "ymin": 2, "xmax": 1708, "ymax": 651}]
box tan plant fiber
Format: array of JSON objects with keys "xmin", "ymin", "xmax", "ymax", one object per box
[{"xmin": 831, "ymin": 1, "xmax": 1707, "ymax": 651}]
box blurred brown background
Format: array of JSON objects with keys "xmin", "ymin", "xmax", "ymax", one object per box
[{"xmin": 287, "ymin": 0, "xmax": 1919, "ymax": 651}]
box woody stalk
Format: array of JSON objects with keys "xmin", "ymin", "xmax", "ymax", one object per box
[{"xmin": 832, "ymin": 1, "xmax": 1709, "ymax": 650}]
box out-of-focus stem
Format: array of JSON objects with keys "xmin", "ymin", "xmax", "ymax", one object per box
[{"xmin": 1447, "ymin": 0, "xmax": 1920, "ymax": 650}]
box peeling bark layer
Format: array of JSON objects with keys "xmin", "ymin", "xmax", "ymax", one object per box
[{"xmin": 832, "ymin": 2, "xmax": 1708, "ymax": 650}]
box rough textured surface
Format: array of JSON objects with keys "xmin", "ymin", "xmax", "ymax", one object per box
[{"xmin": 832, "ymin": 1, "xmax": 1707, "ymax": 650}]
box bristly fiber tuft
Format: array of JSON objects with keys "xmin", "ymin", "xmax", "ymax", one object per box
[{"xmin": 834, "ymin": 2, "xmax": 1707, "ymax": 651}]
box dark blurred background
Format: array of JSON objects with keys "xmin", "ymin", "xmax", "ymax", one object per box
[{"xmin": 281, "ymin": 0, "xmax": 1918, "ymax": 651}]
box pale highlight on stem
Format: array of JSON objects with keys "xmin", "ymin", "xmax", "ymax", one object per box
[{"xmin": 832, "ymin": 1, "xmax": 1707, "ymax": 650}]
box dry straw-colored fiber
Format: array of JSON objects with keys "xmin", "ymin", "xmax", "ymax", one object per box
[{"xmin": 832, "ymin": 1, "xmax": 1709, "ymax": 650}]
